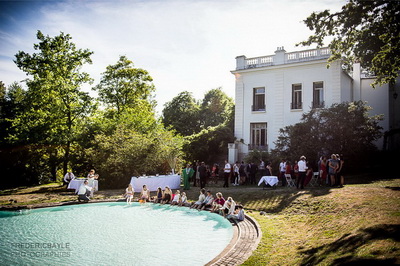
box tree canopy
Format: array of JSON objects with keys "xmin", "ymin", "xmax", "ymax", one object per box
[
  {"xmin": 162, "ymin": 87, "xmax": 234, "ymax": 136},
  {"xmin": 200, "ymin": 88, "xmax": 234, "ymax": 129},
  {"xmin": 162, "ymin": 88, "xmax": 235, "ymax": 163},
  {"xmin": 1, "ymin": 30, "xmax": 233, "ymax": 188},
  {"xmin": 93, "ymin": 55, "xmax": 155, "ymax": 115},
  {"xmin": 162, "ymin": 91, "xmax": 200, "ymax": 136},
  {"xmin": 12, "ymin": 30, "xmax": 95, "ymax": 177},
  {"xmin": 273, "ymin": 101, "xmax": 383, "ymax": 168},
  {"xmin": 92, "ymin": 56, "xmax": 158, "ymax": 136},
  {"xmin": 299, "ymin": 0, "xmax": 400, "ymax": 87}
]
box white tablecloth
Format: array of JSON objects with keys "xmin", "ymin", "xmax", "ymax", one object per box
[
  {"xmin": 258, "ymin": 176, "xmax": 279, "ymax": 187},
  {"xmin": 130, "ymin": 175, "xmax": 181, "ymax": 192},
  {"xmin": 68, "ymin": 179, "xmax": 98, "ymax": 193}
]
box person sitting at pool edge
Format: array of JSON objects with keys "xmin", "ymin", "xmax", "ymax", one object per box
[
  {"xmin": 227, "ymin": 205, "xmax": 245, "ymax": 221},
  {"xmin": 77, "ymin": 180, "xmax": 92, "ymax": 202},
  {"xmin": 200, "ymin": 190, "xmax": 214, "ymax": 210},
  {"xmin": 179, "ymin": 192, "xmax": 189, "ymax": 207},
  {"xmin": 220, "ymin": 197, "xmax": 236, "ymax": 218},
  {"xmin": 171, "ymin": 190, "xmax": 180, "ymax": 205},
  {"xmin": 191, "ymin": 188, "xmax": 206, "ymax": 209},
  {"xmin": 154, "ymin": 187, "xmax": 163, "ymax": 203},
  {"xmin": 124, "ymin": 184, "xmax": 134, "ymax": 204},
  {"xmin": 140, "ymin": 185, "xmax": 150, "ymax": 203},
  {"xmin": 162, "ymin": 186, "xmax": 172, "ymax": 204}
]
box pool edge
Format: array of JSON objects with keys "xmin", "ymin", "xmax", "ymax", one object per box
[
  {"xmin": 1, "ymin": 200, "xmax": 262, "ymax": 266},
  {"xmin": 205, "ymin": 214, "xmax": 262, "ymax": 266}
]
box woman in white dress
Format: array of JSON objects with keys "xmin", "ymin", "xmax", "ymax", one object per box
[
  {"xmin": 124, "ymin": 184, "xmax": 134, "ymax": 204},
  {"xmin": 140, "ymin": 185, "xmax": 150, "ymax": 203}
]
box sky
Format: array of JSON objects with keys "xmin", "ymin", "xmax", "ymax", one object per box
[{"xmin": 0, "ymin": 0, "xmax": 345, "ymax": 114}]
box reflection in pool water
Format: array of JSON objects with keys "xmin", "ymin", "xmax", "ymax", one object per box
[{"xmin": 0, "ymin": 202, "xmax": 233, "ymax": 266}]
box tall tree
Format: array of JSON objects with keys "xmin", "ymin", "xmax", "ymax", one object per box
[
  {"xmin": 13, "ymin": 30, "xmax": 95, "ymax": 178},
  {"xmin": 200, "ymin": 87, "xmax": 234, "ymax": 129},
  {"xmin": 299, "ymin": 0, "xmax": 400, "ymax": 87},
  {"xmin": 93, "ymin": 56, "xmax": 157, "ymax": 134},
  {"xmin": 94, "ymin": 55, "xmax": 155, "ymax": 114},
  {"xmin": 162, "ymin": 91, "xmax": 200, "ymax": 136}
]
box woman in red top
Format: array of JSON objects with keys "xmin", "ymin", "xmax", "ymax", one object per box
[
  {"xmin": 285, "ymin": 161, "xmax": 292, "ymax": 175},
  {"xmin": 293, "ymin": 160, "xmax": 299, "ymax": 181},
  {"xmin": 211, "ymin": 192, "xmax": 225, "ymax": 213}
]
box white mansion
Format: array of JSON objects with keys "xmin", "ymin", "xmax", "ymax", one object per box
[{"xmin": 229, "ymin": 47, "xmax": 400, "ymax": 161}]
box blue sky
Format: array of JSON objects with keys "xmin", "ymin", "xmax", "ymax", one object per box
[{"xmin": 0, "ymin": 0, "xmax": 344, "ymax": 114}]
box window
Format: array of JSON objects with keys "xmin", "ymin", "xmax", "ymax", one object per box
[
  {"xmin": 312, "ymin": 81, "xmax": 324, "ymax": 108},
  {"xmin": 249, "ymin": 123, "xmax": 267, "ymax": 150},
  {"xmin": 291, "ymin": 84, "xmax": 302, "ymax": 109},
  {"xmin": 252, "ymin": 87, "xmax": 265, "ymax": 111}
]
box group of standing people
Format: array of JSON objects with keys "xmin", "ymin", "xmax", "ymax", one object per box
[
  {"xmin": 182, "ymin": 159, "xmax": 274, "ymax": 189},
  {"xmin": 276, "ymin": 154, "xmax": 345, "ymax": 189},
  {"xmin": 182, "ymin": 162, "xmax": 220, "ymax": 190},
  {"xmin": 318, "ymin": 154, "xmax": 345, "ymax": 187}
]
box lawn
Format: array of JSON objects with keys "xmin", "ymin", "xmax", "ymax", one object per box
[{"xmin": 1, "ymin": 174, "xmax": 399, "ymax": 265}]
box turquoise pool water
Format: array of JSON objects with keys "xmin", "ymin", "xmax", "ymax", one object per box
[{"xmin": 0, "ymin": 202, "xmax": 233, "ymax": 266}]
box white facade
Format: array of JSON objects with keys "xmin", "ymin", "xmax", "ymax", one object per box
[{"xmin": 231, "ymin": 47, "xmax": 400, "ymax": 160}]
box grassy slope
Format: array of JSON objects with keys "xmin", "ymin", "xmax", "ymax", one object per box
[
  {"xmin": 242, "ymin": 180, "xmax": 400, "ymax": 265},
  {"xmin": 1, "ymin": 177, "xmax": 399, "ymax": 265}
]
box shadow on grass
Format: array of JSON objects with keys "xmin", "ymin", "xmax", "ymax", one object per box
[
  {"xmin": 232, "ymin": 185, "xmax": 333, "ymax": 214},
  {"xmin": 385, "ymin": 186, "xmax": 400, "ymax": 191},
  {"xmin": 299, "ymin": 224, "xmax": 400, "ymax": 265},
  {"xmin": 23, "ymin": 185, "xmax": 67, "ymax": 195},
  {"xmin": 0, "ymin": 184, "xmax": 68, "ymax": 196}
]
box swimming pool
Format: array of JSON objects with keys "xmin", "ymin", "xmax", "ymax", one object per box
[{"xmin": 0, "ymin": 202, "xmax": 233, "ymax": 266}]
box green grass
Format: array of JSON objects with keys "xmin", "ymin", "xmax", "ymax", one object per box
[{"xmin": 1, "ymin": 177, "xmax": 399, "ymax": 265}]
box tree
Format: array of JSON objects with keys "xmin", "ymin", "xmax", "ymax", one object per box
[
  {"xmin": 0, "ymin": 82, "xmax": 26, "ymax": 146},
  {"xmin": 94, "ymin": 55, "xmax": 155, "ymax": 114},
  {"xmin": 183, "ymin": 124, "xmax": 234, "ymax": 164},
  {"xmin": 162, "ymin": 88, "xmax": 235, "ymax": 136},
  {"xmin": 93, "ymin": 56, "xmax": 157, "ymax": 135},
  {"xmin": 12, "ymin": 30, "xmax": 95, "ymax": 178},
  {"xmin": 200, "ymin": 88, "xmax": 234, "ymax": 129},
  {"xmin": 272, "ymin": 101, "xmax": 383, "ymax": 169},
  {"xmin": 90, "ymin": 124, "xmax": 183, "ymax": 188},
  {"xmin": 162, "ymin": 91, "xmax": 200, "ymax": 136},
  {"xmin": 299, "ymin": 0, "xmax": 400, "ymax": 87}
]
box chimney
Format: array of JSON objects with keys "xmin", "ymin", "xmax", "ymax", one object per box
[{"xmin": 274, "ymin": 46, "xmax": 286, "ymax": 65}]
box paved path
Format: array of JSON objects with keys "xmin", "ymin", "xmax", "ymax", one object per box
[{"xmin": 206, "ymin": 214, "xmax": 262, "ymax": 265}]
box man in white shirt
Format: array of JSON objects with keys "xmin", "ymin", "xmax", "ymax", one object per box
[
  {"xmin": 78, "ymin": 180, "xmax": 92, "ymax": 202},
  {"xmin": 223, "ymin": 160, "xmax": 231, "ymax": 187},
  {"xmin": 259, "ymin": 159, "xmax": 266, "ymax": 176},
  {"xmin": 279, "ymin": 159, "xmax": 286, "ymax": 186},
  {"xmin": 64, "ymin": 171, "xmax": 75, "ymax": 184},
  {"xmin": 297, "ymin": 156, "xmax": 308, "ymax": 189}
]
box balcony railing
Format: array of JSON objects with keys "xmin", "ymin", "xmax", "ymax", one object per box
[
  {"xmin": 248, "ymin": 144, "xmax": 268, "ymax": 151},
  {"xmin": 236, "ymin": 47, "xmax": 331, "ymax": 70},
  {"xmin": 286, "ymin": 48, "xmax": 330, "ymax": 63},
  {"xmin": 312, "ymin": 101, "xmax": 325, "ymax": 109},
  {"xmin": 291, "ymin": 102, "xmax": 303, "ymax": 110},
  {"xmin": 252, "ymin": 104, "xmax": 266, "ymax": 112}
]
